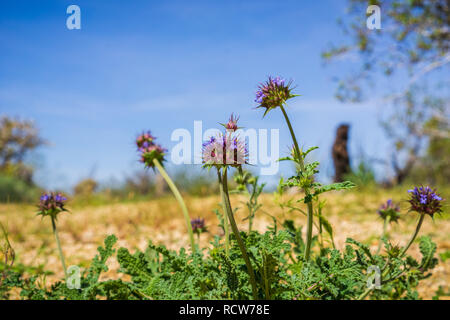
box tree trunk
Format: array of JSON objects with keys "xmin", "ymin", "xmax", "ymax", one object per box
[{"xmin": 332, "ymin": 124, "xmax": 351, "ymax": 182}]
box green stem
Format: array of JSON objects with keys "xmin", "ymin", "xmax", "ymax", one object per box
[
  {"xmin": 318, "ymin": 214, "xmax": 323, "ymax": 249},
  {"xmin": 377, "ymin": 216, "xmax": 390, "ymax": 254},
  {"xmin": 217, "ymin": 169, "xmax": 230, "ymax": 256},
  {"xmin": 381, "ymin": 214, "xmax": 425, "ymax": 279},
  {"xmin": 400, "ymin": 214, "xmax": 425, "ymax": 258},
  {"xmin": 357, "ymin": 287, "xmax": 372, "ymax": 300},
  {"xmin": 51, "ymin": 216, "xmax": 67, "ymax": 279},
  {"xmin": 222, "ymin": 167, "xmax": 258, "ymax": 300},
  {"xmin": 280, "ymin": 104, "xmax": 314, "ymax": 261},
  {"xmin": 248, "ymin": 208, "xmax": 254, "ymax": 233},
  {"xmin": 238, "ymin": 166, "xmax": 254, "ymax": 233},
  {"xmin": 153, "ymin": 158, "xmax": 195, "ymax": 251}
]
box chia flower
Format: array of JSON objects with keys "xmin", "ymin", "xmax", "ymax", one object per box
[
  {"xmin": 36, "ymin": 192, "xmax": 69, "ymax": 277},
  {"xmin": 202, "ymin": 134, "xmax": 248, "ymax": 168},
  {"xmin": 191, "ymin": 218, "xmax": 207, "ymax": 235},
  {"xmin": 255, "ymin": 76, "xmax": 297, "ymax": 116},
  {"xmin": 140, "ymin": 144, "xmax": 167, "ymax": 168},
  {"xmin": 136, "ymin": 131, "xmax": 167, "ymax": 169},
  {"xmin": 221, "ymin": 113, "xmax": 240, "ymax": 132},
  {"xmin": 136, "ymin": 131, "xmax": 156, "ymax": 150},
  {"xmin": 37, "ymin": 192, "xmax": 68, "ymax": 219},
  {"xmin": 377, "ymin": 199, "xmax": 401, "ymax": 223},
  {"xmin": 408, "ymin": 186, "xmax": 444, "ymax": 216},
  {"xmin": 136, "ymin": 130, "xmax": 195, "ymax": 250}
]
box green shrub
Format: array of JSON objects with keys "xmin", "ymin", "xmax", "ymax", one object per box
[{"xmin": 0, "ymin": 174, "xmax": 41, "ymax": 203}]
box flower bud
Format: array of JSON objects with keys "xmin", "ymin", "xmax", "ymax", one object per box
[
  {"xmin": 191, "ymin": 218, "xmax": 207, "ymax": 235},
  {"xmin": 377, "ymin": 199, "xmax": 401, "ymax": 222}
]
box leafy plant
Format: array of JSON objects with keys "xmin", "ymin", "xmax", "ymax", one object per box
[{"xmin": 0, "ymin": 77, "xmax": 444, "ymax": 300}]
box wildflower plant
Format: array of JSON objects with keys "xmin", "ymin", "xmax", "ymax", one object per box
[
  {"xmin": 0, "ymin": 78, "xmax": 445, "ymax": 301},
  {"xmin": 377, "ymin": 199, "xmax": 401, "ymax": 223},
  {"xmin": 257, "ymin": 76, "xmax": 355, "ymax": 260},
  {"xmin": 136, "ymin": 131, "xmax": 195, "ymax": 250},
  {"xmin": 376, "ymin": 199, "xmax": 401, "ymax": 254},
  {"xmin": 191, "ymin": 218, "xmax": 207, "ymax": 244},
  {"xmin": 203, "ymin": 114, "xmax": 258, "ymax": 299},
  {"xmin": 401, "ymin": 186, "xmax": 444, "ymax": 257},
  {"xmin": 233, "ymin": 169, "xmax": 266, "ymax": 233},
  {"xmin": 37, "ymin": 192, "xmax": 69, "ymax": 278}
]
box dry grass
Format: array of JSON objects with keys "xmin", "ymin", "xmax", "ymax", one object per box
[{"xmin": 0, "ymin": 188, "xmax": 448, "ymax": 299}]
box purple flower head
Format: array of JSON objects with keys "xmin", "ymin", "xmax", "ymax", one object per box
[
  {"xmin": 224, "ymin": 113, "xmax": 240, "ymax": 132},
  {"xmin": 136, "ymin": 131, "xmax": 156, "ymax": 150},
  {"xmin": 37, "ymin": 192, "xmax": 68, "ymax": 219},
  {"xmin": 377, "ymin": 199, "xmax": 401, "ymax": 223},
  {"xmin": 408, "ymin": 186, "xmax": 444, "ymax": 216},
  {"xmin": 191, "ymin": 218, "xmax": 207, "ymax": 235},
  {"xmin": 139, "ymin": 144, "xmax": 167, "ymax": 169},
  {"xmin": 272, "ymin": 76, "xmax": 285, "ymax": 86},
  {"xmin": 202, "ymin": 133, "xmax": 248, "ymax": 168},
  {"xmin": 255, "ymin": 76, "xmax": 296, "ymax": 116},
  {"xmin": 136, "ymin": 130, "xmax": 167, "ymax": 169}
]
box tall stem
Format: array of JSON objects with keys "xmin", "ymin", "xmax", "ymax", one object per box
[
  {"xmin": 400, "ymin": 214, "xmax": 425, "ymax": 258},
  {"xmin": 357, "ymin": 287, "xmax": 372, "ymax": 300},
  {"xmin": 51, "ymin": 216, "xmax": 67, "ymax": 279},
  {"xmin": 222, "ymin": 167, "xmax": 258, "ymax": 300},
  {"xmin": 238, "ymin": 166, "xmax": 254, "ymax": 233},
  {"xmin": 374, "ymin": 215, "xmax": 426, "ymax": 298},
  {"xmin": 377, "ymin": 216, "xmax": 390, "ymax": 254},
  {"xmin": 153, "ymin": 159, "xmax": 195, "ymax": 251},
  {"xmin": 280, "ymin": 104, "xmax": 314, "ymax": 260},
  {"xmin": 217, "ymin": 169, "xmax": 230, "ymax": 256}
]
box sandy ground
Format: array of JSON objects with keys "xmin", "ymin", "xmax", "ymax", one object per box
[{"xmin": 1, "ymin": 189, "xmax": 448, "ymax": 299}]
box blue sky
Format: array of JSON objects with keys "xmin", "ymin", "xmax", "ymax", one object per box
[{"xmin": 0, "ymin": 0, "xmax": 390, "ymax": 190}]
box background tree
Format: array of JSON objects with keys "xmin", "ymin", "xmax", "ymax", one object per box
[
  {"xmin": 73, "ymin": 178, "xmax": 99, "ymax": 198},
  {"xmin": 332, "ymin": 124, "xmax": 351, "ymax": 182},
  {"xmin": 323, "ymin": 0, "xmax": 449, "ymax": 185},
  {"xmin": 0, "ymin": 116, "xmax": 45, "ymax": 184}
]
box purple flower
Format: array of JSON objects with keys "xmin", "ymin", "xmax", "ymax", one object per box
[
  {"xmin": 37, "ymin": 192, "xmax": 68, "ymax": 218},
  {"xmin": 202, "ymin": 133, "xmax": 248, "ymax": 168},
  {"xmin": 377, "ymin": 199, "xmax": 401, "ymax": 222},
  {"xmin": 139, "ymin": 144, "xmax": 167, "ymax": 169},
  {"xmin": 272, "ymin": 76, "xmax": 285, "ymax": 86},
  {"xmin": 191, "ymin": 218, "xmax": 207, "ymax": 235},
  {"xmin": 136, "ymin": 131, "xmax": 156, "ymax": 150},
  {"xmin": 136, "ymin": 131, "xmax": 167, "ymax": 169},
  {"xmin": 255, "ymin": 76, "xmax": 296, "ymax": 115},
  {"xmin": 408, "ymin": 186, "xmax": 444, "ymax": 216},
  {"xmin": 224, "ymin": 113, "xmax": 239, "ymax": 132}
]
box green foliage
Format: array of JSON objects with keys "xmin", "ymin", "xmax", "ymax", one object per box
[
  {"xmin": 232, "ymin": 170, "xmax": 266, "ymax": 232},
  {"xmin": 344, "ymin": 161, "xmax": 376, "ymax": 188},
  {"xmin": 0, "ymin": 174, "xmax": 41, "ymax": 203},
  {"xmin": 0, "ymin": 115, "xmax": 442, "ymax": 300},
  {"xmin": 1, "ymin": 221, "xmax": 439, "ymax": 300},
  {"xmin": 73, "ymin": 178, "xmax": 98, "ymax": 198},
  {"xmin": 439, "ymin": 250, "xmax": 450, "ymax": 263}
]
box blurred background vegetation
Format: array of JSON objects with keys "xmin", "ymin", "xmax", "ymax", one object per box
[{"xmin": 0, "ymin": 0, "xmax": 448, "ymax": 204}]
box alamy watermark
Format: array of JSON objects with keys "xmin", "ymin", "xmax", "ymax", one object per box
[
  {"xmin": 66, "ymin": 5, "xmax": 81, "ymax": 30},
  {"xmin": 366, "ymin": 265, "xmax": 381, "ymax": 290},
  {"xmin": 170, "ymin": 121, "xmax": 280, "ymax": 176},
  {"xmin": 366, "ymin": 5, "xmax": 381, "ymax": 30},
  {"xmin": 66, "ymin": 265, "xmax": 81, "ymax": 289}
]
